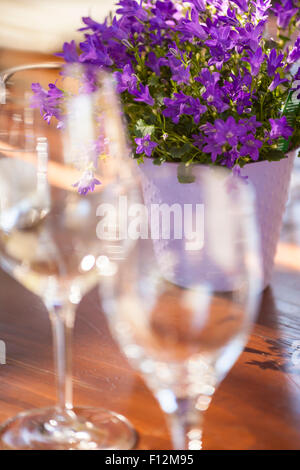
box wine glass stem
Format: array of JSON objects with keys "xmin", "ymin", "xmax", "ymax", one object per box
[
  {"xmin": 166, "ymin": 399, "xmax": 204, "ymax": 450},
  {"xmin": 49, "ymin": 303, "xmax": 75, "ymax": 412}
]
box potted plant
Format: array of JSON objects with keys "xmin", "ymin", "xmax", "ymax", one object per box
[{"xmin": 32, "ymin": 0, "xmax": 300, "ymax": 287}]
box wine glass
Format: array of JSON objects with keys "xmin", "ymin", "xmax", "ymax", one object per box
[
  {"xmin": 0, "ymin": 63, "xmax": 138, "ymax": 449},
  {"xmin": 0, "ymin": 62, "xmax": 63, "ymax": 153},
  {"xmin": 99, "ymin": 166, "xmax": 262, "ymax": 450}
]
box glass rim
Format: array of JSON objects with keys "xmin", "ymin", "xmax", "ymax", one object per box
[{"xmin": 0, "ymin": 62, "xmax": 63, "ymax": 105}]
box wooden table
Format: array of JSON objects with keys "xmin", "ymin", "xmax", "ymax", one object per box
[{"xmin": 0, "ymin": 48, "xmax": 300, "ymax": 450}]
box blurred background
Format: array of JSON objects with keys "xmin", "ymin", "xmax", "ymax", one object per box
[{"xmin": 0, "ymin": 0, "xmax": 115, "ymax": 53}]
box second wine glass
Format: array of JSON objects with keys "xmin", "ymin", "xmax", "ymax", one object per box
[{"xmin": 99, "ymin": 166, "xmax": 262, "ymax": 450}]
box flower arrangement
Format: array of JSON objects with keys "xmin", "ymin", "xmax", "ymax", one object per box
[{"xmin": 32, "ymin": 0, "xmax": 300, "ymax": 192}]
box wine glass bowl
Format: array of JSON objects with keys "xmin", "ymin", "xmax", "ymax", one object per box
[
  {"xmin": 0, "ymin": 63, "xmax": 62, "ymax": 154},
  {"xmin": 99, "ymin": 167, "xmax": 262, "ymax": 450},
  {"xmin": 0, "ymin": 63, "xmax": 138, "ymax": 449}
]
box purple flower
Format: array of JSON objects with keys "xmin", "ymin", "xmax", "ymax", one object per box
[
  {"xmin": 192, "ymin": 133, "xmax": 204, "ymax": 150},
  {"xmin": 163, "ymin": 91, "xmax": 206, "ymax": 124},
  {"xmin": 171, "ymin": 64, "xmax": 191, "ymax": 84},
  {"xmin": 79, "ymin": 16, "xmax": 108, "ymax": 33},
  {"xmin": 178, "ymin": 9, "xmax": 207, "ymax": 40},
  {"xmin": 201, "ymin": 116, "xmax": 263, "ymax": 163},
  {"xmin": 218, "ymin": 8, "xmax": 240, "ymax": 27},
  {"xmin": 232, "ymin": 164, "xmax": 249, "ymax": 182},
  {"xmin": 291, "ymin": 67, "xmax": 300, "ymax": 99},
  {"xmin": 241, "ymin": 116, "xmax": 262, "ymax": 132},
  {"xmin": 132, "ymin": 84, "xmax": 154, "ymax": 106},
  {"xmin": 205, "ymin": 26, "xmax": 237, "ymax": 69},
  {"xmin": 288, "ymin": 35, "xmax": 300, "ymax": 64},
  {"xmin": 268, "ymin": 73, "xmax": 288, "ymax": 91},
  {"xmin": 191, "ymin": 99, "xmax": 207, "ymax": 123},
  {"xmin": 150, "ymin": 0, "xmax": 177, "ymax": 29},
  {"xmin": 149, "ymin": 10, "xmax": 174, "ymax": 31},
  {"xmin": 119, "ymin": 11, "xmax": 145, "ymax": 36},
  {"xmin": 163, "ymin": 91, "xmax": 192, "ymax": 124},
  {"xmin": 202, "ymin": 117, "xmax": 246, "ymax": 162},
  {"xmin": 237, "ymin": 21, "xmax": 265, "ymax": 53},
  {"xmin": 272, "ymin": 0, "xmax": 298, "ymax": 29},
  {"xmin": 196, "ymin": 67, "xmax": 220, "ymax": 86},
  {"xmin": 31, "ymin": 83, "xmax": 48, "ymax": 114},
  {"xmin": 154, "ymin": 0, "xmax": 177, "ymax": 17},
  {"xmin": 146, "ymin": 52, "xmax": 168, "ymax": 76},
  {"xmin": 73, "ymin": 170, "xmax": 101, "ymax": 195},
  {"xmin": 31, "ymin": 0, "xmax": 300, "ymax": 180},
  {"xmin": 55, "ymin": 40, "xmax": 79, "ymax": 62},
  {"xmin": 243, "ymin": 47, "xmax": 266, "ymax": 75},
  {"xmin": 148, "ymin": 29, "xmax": 166, "ymax": 46},
  {"xmin": 135, "ymin": 134, "xmax": 158, "ymax": 157},
  {"xmin": 183, "ymin": 0, "xmax": 206, "ymax": 12},
  {"xmin": 221, "ymin": 148, "xmax": 240, "ymax": 169},
  {"xmin": 223, "ymin": 69, "xmax": 253, "ymax": 114},
  {"xmin": 226, "ymin": 163, "xmax": 249, "ymax": 191},
  {"xmin": 31, "ymin": 82, "xmax": 63, "ymax": 126},
  {"xmin": 79, "ymin": 34, "xmax": 113, "ymax": 67},
  {"xmin": 79, "ymin": 16, "xmax": 129, "ymax": 46},
  {"xmin": 239, "ymin": 134, "xmax": 262, "ymax": 161},
  {"xmin": 78, "ymin": 65, "xmax": 100, "ymax": 93},
  {"xmin": 47, "ymin": 82, "xmax": 63, "ymax": 101},
  {"xmin": 106, "ymin": 41, "xmax": 129, "ymax": 68},
  {"xmin": 167, "ymin": 46, "xmax": 191, "ymax": 84},
  {"xmin": 295, "ymin": 68, "xmax": 300, "ymax": 81},
  {"xmin": 269, "ymin": 116, "xmax": 293, "ymax": 140},
  {"xmin": 205, "ymin": 25, "xmax": 236, "ymax": 50},
  {"xmin": 196, "ymin": 68, "xmax": 229, "ymax": 112},
  {"xmin": 252, "ymin": 0, "xmax": 272, "ymax": 22},
  {"xmin": 202, "ymin": 138, "xmax": 223, "ymax": 162},
  {"xmin": 105, "ymin": 17, "xmax": 129, "ymax": 42},
  {"xmin": 114, "ymin": 63, "xmax": 137, "ymax": 93},
  {"xmin": 213, "ymin": 116, "xmax": 246, "ymax": 146},
  {"xmin": 294, "ymin": 67, "xmax": 300, "ymax": 81},
  {"xmin": 267, "ymin": 49, "xmax": 284, "ymax": 76},
  {"xmin": 202, "ymin": 84, "xmax": 229, "ymax": 113},
  {"xmin": 231, "ymin": 0, "xmax": 248, "ymax": 12},
  {"xmin": 116, "ymin": 0, "xmax": 148, "ymax": 21}
]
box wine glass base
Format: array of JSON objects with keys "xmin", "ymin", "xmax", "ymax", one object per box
[{"xmin": 0, "ymin": 406, "xmax": 137, "ymax": 450}]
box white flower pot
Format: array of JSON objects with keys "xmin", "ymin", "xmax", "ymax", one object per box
[
  {"xmin": 139, "ymin": 150, "xmax": 296, "ymax": 290},
  {"xmin": 240, "ymin": 150, "xmax": 296, "ymax": 287}
]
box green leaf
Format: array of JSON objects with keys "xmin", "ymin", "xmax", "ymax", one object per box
[
  {"xmin": 279, "ymin": 34, "xmax": 291, "ymax": 42},
  {"xmin": 264, "ymin": 39, "xmax": 279, "ymax": 49},
  {"xmin": 182, "ymin": 153, "xmax": 193, "ymax": 163},
  {"xmin": 263, "ymin": 148, "xmax": 286, "ymax": 161},
  {"xmin": 147, "ymin": 75, "xmax": 159, "ymax": 87},
  {"xmin": 134, "ymin": 119, "xmax": 155, "ymax": 138},
  {"xmin": 155, "ymin": 94, "xmax": 165, "ymax": 106},
  {"xmin": 153, "ymin": 157, "xmax": 164, "ymax": 165},
  {"xmin": 237, "ymin": 158, "xmax": 250, "ymax": 168},
  {"xmin": 177, "ymin": 163, "xmax": 195, "ymax": 184},
  {"xmin": 136, "ymin": 156, "xmax": 144, "ymax": 164},
  {"xmin": 170, "ymin": 143, "xmax": 192, "ymax": 159}
]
